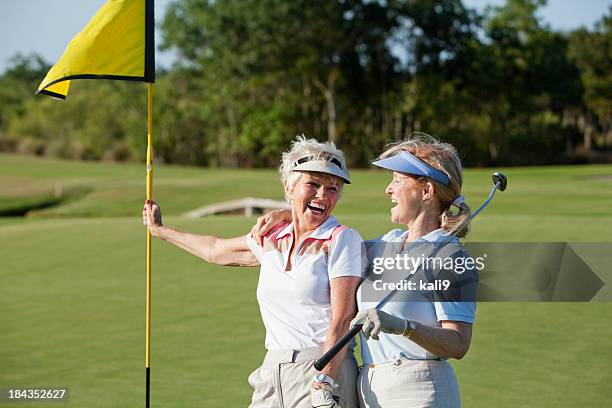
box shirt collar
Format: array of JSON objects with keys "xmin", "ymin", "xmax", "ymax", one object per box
[
  {"xmin": 276, "ymin": 216, "xmax": 341, "ymax": 240},
  {"xmin": 402, "ymin": 228, "xmax": 459, "ymax": 244}
]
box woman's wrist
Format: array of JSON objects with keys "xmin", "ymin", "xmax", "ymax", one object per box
[
  {"xmin": 313, "ymin": 373, "xmax": 338, "ymax": 388},
  {"xmin": 151, "ymin": 224, "xmax": 167, "ymax": 239}
]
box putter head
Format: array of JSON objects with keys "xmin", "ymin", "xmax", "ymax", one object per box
[{"xmin": 492, "ymin": 172, "xmax": 507, "ymax": 192}]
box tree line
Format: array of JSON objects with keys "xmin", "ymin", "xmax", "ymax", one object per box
[{"xmin": 0, "ymin": 0, "xmax": 610, "ymax": 167}]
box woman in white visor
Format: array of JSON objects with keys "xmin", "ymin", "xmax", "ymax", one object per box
[{"xmin": 143, "ymin": 135, "xmax": 364, "ymax": 408}]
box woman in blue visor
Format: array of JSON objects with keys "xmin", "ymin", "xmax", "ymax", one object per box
[{"xmin": 253, "ymin": 133, "xmax": 477, "ymax": 407}]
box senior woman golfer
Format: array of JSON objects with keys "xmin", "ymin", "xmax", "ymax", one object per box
[
  {"xmin": 143, "ymin": 136, "xmax": 364, "ymax": 408},
  {"xmin": 252, "ymin": 133, "xmax": 477, "ymax": 408}
]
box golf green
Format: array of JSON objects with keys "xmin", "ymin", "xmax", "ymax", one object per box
[{"xmin": 1, "ymin": 153, "xmax": 611, "ymax": 406}]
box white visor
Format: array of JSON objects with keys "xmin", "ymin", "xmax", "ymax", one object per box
[{"xmin": 291, "ymin": 155, "xmax": 351, "ymax": 184}]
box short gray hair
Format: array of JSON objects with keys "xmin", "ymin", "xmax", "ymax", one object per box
[{"xmin": 279, "ymin": 135, "xmax": 347, "ymax": 200}]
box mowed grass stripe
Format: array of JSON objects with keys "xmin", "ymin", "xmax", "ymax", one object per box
[{"xmin": 2, "ymin": 153, "xmax": 612, "ymax": 219}]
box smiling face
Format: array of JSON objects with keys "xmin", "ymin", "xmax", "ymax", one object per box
[
  {"xmin": 385, "ymin": 172, "xmax": 429, "ymax": 225},
  {"xmin": 285, "ymin": 172, "xmax": 342, "ymax": 232}
]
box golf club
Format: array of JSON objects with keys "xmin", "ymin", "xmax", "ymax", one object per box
[{"xmin": 314, "ymin": 172, "xmax": 508, "ymax": 371}]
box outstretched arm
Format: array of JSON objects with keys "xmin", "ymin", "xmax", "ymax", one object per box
[{"xmin": 143, "ymin": 201, "xmax": 259, "ymax": 267}]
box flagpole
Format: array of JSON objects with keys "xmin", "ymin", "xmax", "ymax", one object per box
[
  {"xmin": 34, "ymin": 0, "xmax": 156, "ymax": 405},
  {"xmin": 145, "ymin": 82, "xmax": 153, "ymax": 408}
]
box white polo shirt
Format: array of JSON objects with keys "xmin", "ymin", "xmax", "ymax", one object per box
[
  {"xmin": 358, "ymin": 229, "xmax": 477, "ymax": 364},
  {"xmin": 246, "ymin": 216, "xmax": 365, "ymax": 350}
]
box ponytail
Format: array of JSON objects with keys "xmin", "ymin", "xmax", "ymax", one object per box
[{"xmin": 441, "ymin": 200, "xmax": 471, "ymax": 238}]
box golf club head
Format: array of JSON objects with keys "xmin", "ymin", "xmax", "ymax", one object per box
[{"xmin": 492, "ymin": 172, "xmax": 507, "ymax": 191}]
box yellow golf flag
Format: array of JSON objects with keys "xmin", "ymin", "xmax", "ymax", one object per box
[{"xmin": 37, "ymin": 0, "xmax": 154, "ymax": 99}]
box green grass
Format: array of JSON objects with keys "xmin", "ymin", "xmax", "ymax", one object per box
[
  {"xmin": 1, "ymin": 153, "xmax": 611, "ymax": 407},
  {"xmin": 2, "ymin": 152, "xmax": 612, "ymax": 232}
]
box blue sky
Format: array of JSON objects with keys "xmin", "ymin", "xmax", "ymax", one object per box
[
  {"xmin": 0, "ymin": 0, "xmax": 175, "ymax": 73},
  {"xmin": 0, "ymin": 0, "xmax": 610, "ymax": 74}
]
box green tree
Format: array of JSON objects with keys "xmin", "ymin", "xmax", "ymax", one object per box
[
  {"xmin": 161, "ymin": 0, "xmax": 407, "ymax": 165},
  {"xmin": 0, "ymin": 54, "xmax": 50, "ymax": 149},
  {"xmin": 2, "ymin": 1, "xmax": 609, "ymax": 167},
  {"xmin": 456, "ymin": 0, "xmax": 582, "ymax": 164},
  {"xmin": 569, "ymin": 6, "xmax": 612, "ymax": 150}
]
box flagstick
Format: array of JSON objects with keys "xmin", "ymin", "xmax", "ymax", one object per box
[{"xmin": 145, "ymin": 83, "xmax": 153, "ymax": 408}]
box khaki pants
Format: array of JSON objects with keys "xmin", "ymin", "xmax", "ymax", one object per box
[
  {"xmin": 357, "ymin": 358, "xmax": 461, "ymax": 408},
  {"xmin": 248, "ymin": 346, "xmax": 358, "ymax": 408}
]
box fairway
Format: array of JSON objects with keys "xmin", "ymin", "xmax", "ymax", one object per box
[{"xmin": 1, "ymin": 153, "xmax": 612, "ymax": 407}]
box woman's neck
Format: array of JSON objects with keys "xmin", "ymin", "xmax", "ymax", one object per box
[
  {"xmin": 404, "ymin": 211, "xmax": 441, "ymax": 245},
  {"xmin": 291, "ymin": 211, "xmax": 319, "ymax": 243}
]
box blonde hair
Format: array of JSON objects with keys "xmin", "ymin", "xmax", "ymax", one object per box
[
  {"xmin": 379, "ymin": 132, "xmax": 471, "ymax": 238},
  {"xmin": 279, "ymin": 135, "xmax": 346, "ymax": 201}
]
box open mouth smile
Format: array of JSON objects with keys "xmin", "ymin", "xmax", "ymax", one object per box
[{"xmin": 306, "ymin": 201, "xmax": 326, "ymax": 215}]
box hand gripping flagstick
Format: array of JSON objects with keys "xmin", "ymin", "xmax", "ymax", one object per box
[{"xmin": 314, "ymin": 172, "xmax": 507, "ymax": 371}]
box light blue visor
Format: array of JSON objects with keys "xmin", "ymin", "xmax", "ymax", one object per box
[{"xmin": 372, "ymin": 151, "xmax": 450, "ymax": 186}]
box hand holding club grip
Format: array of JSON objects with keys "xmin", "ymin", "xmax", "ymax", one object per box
[{"xmin": 314, "ymin": 324, "xmax": 363, "ymax": 371}]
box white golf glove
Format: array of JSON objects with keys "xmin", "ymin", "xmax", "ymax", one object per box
[
  {"xmin": 311, "ymin": 382, "xmax": 339, "ymax": 408},
  {"xmin": 350, "ymin": 309, "xmax": 407, "ymax": 340}
]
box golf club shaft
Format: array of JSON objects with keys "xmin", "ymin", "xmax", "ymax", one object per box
[
  {"xmin": 471, "ymin": 181, "xmax": 500, "ymax": 219},
  {"xmin": 314, "ymin": 325, "xmax": 363, "ymax": 371},
  {"xmin": 314, "ymin": 180, "xmax": 503, "ymax": 371}
]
